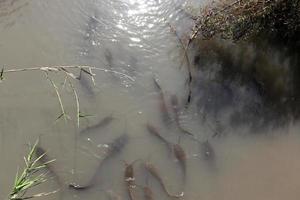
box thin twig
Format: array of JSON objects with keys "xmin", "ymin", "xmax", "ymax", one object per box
[
  {"xmin": 88, "ymin": 67, "xmax": 96, "ymax": 86},
  {"xmin": 66, "ymin": 78, "xmax": 80, "ymax": 186},
  {"xmin": 44, "ymin": 72, "xmax": 68, "ymax": 123},
  {"xmin": 68, "ymin": 78, "xmax": 80, "ymax": 129},
  {"xmin": 168, "ymin": 23, "xmax": 191, "ymax": 69},
  {"xmin": 62, "ymin": 75, "xmax": 68, "ymax": 89},
  {"xmin": 3, "ymin": 65, "xmax": 135, "ymax": 82}
]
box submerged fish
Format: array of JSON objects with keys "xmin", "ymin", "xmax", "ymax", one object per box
[
  {"xmin": 146, "ymin": 123, "xmax": 187, "ymax": 179},
  {"xmin": 78, "ymin": 13, "xmax": 99, "ymax": 95},
  {"xmin": 69, "ymin": 134, "xmax": 129, "ymax": 190},
  {"xmin": 124, "ymin": 160, "xmax": 139, "ymax": 200},
  {"xmin": 146, "ymin": 123, "xmax": 172, "ymax": 151},
  {"xmin": 80, "ymin": 115, "xmax": 114, "ymax": 135},
  {"xmin": 144, "ymin": 162, "xmax": 184, "ymax": 198},
  {"xmin": 153, "ymin": 78, "xmax": 172, "ymax": 126},
  {"xmin": 78, "ymin": 68, "xmax": 96, "ymax": 96},
  {"xmin": 172, "ymin": 143, "xmax": 187, "ymax": 180},
  {"xmin": 170, "ymin": 95, "xmax": 194, "ymax": 137},
  {"xmin": 35, "ymin": 146, "xmax": 63, "ymax": 187},
  {"xmin": 84, "ymin": 15, "xmax": 99, "ymax": 41},
  {"xmin": 104, "ymin": 48, "xmax": 113, "ymax": 67},
  {"xmin": 106, "ymin": 134, "xmax": 129, "ymax": 156}
]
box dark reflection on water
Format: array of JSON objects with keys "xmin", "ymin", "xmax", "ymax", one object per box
[{"xmin": 191, "ymin": 36, "xmax": 300, "ymax": 133}]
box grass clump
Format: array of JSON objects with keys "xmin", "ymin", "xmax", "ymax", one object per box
[
  {"xmin": 9, "ymin": 140, "xmax": 56, "ymax": 200},
  {"xmin": 194, "ymin": 0, "xmax": 300, "ymax": 41}
]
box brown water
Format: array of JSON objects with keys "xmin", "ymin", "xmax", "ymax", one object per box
[{"xmin": 0, "ymin": 0, "xmax": 299, "ymax": 200}]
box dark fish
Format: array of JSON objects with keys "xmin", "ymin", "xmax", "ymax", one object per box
[
  {"xmin": 78, "ymin": 69, "xmax": 95, "ymax": 96},
  {"xmin": 144, "ymin": 162, "xmax": 184, "ymax": 198},
  {"xmin": 35, "ymin": 146, "xmax": 63, "ymax": 186},
  {"xmin": 80, "ymin": 115, "xmax": 114, "ymax": 135},
  {"xmin": 106, "ymin": 134, "xmax": 129, "ymax": 156},
  {"xmin": 78, "ymin": 14, "xmax": 99, "ymax": 95},
  {"xmin": 172, "ymin": 144, "xmax": 186, "ymax": 179},
  {"xmin": 143, "ymin": 186, "xmax": 154, "ymax": 200},
  {"xmin": 146, "ymin": 123, "xmax": 171, "ymax": 150},
  {"xmin": 170, "ymin": 95, "xmax": 194, "ymax": 136},
  {"xmin": 200, "ymin": 140, "xmax": 215, "ymax": 161},
  {"xmin": 142, "ymin": 166, "xmax": 154, "ymax": 200},
  {"xmin": 146, "ymin": 123, "xmax": 186, "ymax": 180},
  {"xmin": 69, "ymin": 134, "xmax": 129, "ymax": 190},
  {"xmin": 104, "ymin": 48, "xmax": 113, "ymax": 67},
  {"xmin": 153, "ymin": 78, "xmax": 172, "ymax": 126},
  {"xmin": 124, "ymin": 160, "xmax": 138, "ymax": 200},
  {"xmin": 185, "ymin": 81, "xmax": 192, "ymax": 106},
  {"xmin": 35, "ymin": 146, "xmax": 51, "ymax": 164},
  {"xmin": 84, "ymin": 15, "xmax": 99, "ymax": 41}
]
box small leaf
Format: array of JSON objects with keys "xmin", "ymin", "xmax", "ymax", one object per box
[
  {"xmin": 14, "ymin": 168, "xmax": 20, "ymax": 186},
  {"xmin": 55, "ymin": 113, "xmax": 64, "ymax": 121}
]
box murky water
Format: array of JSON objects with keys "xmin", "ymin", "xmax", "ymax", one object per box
[{"xmin": 0, "ymin": 0, "xmax": 300, "ymax": 200}]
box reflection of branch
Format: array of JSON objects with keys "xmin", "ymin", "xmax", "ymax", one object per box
[
  {"xmin": 3, "ymin": 65, "xmax": 135, "ymax": 82},
  {"xmin": 168, "ymin": 23, "xmax": 191, "ymax": 68},
  {"xmin": 168, "ymin": 23, "xmax": 193, "ymax": 106}
]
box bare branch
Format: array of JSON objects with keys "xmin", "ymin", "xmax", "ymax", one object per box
[{"xmin": 3, "ymin": 65, "xmax": 135, "ymax": 82}]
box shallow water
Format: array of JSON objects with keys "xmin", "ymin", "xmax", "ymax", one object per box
[{"xmin": 0, "ymin": 0, "xmax": 300, "ymax": 200}]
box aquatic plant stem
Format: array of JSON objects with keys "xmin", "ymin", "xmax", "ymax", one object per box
[
  {"xmin": 3, "ymin": 65, "xmax": 135, "ymax": 82},
  {"xmin": 88, "ymin": 67, "xmax": 96, "ymax": 86},
  {"xmin": 44, "ymin": 72, "xmax": 68, "ymax": 123},
  {"xmin": 65, "ymin": 77, "xmax": 80, "ymax": 185},
  {"xmin": 66, "ymin": 77, "xmax": 80, "ymax": 128},
  {"xmin": 69, "ymin": 78, "xmax": 79, "ymax": 186}
]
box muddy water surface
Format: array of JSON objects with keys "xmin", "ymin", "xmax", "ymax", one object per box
[{"xmin": 0, "ymin": 0, "xmax": 299, "ymax": 200}]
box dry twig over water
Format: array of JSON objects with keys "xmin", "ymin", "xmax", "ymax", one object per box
[
  {"xmin": 0, "ymin": 65, "xmax": 135, "ymax": 126},
  {"xmin": 2, "ymin": 65, "xmax": 135, "ymax": 81}
]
